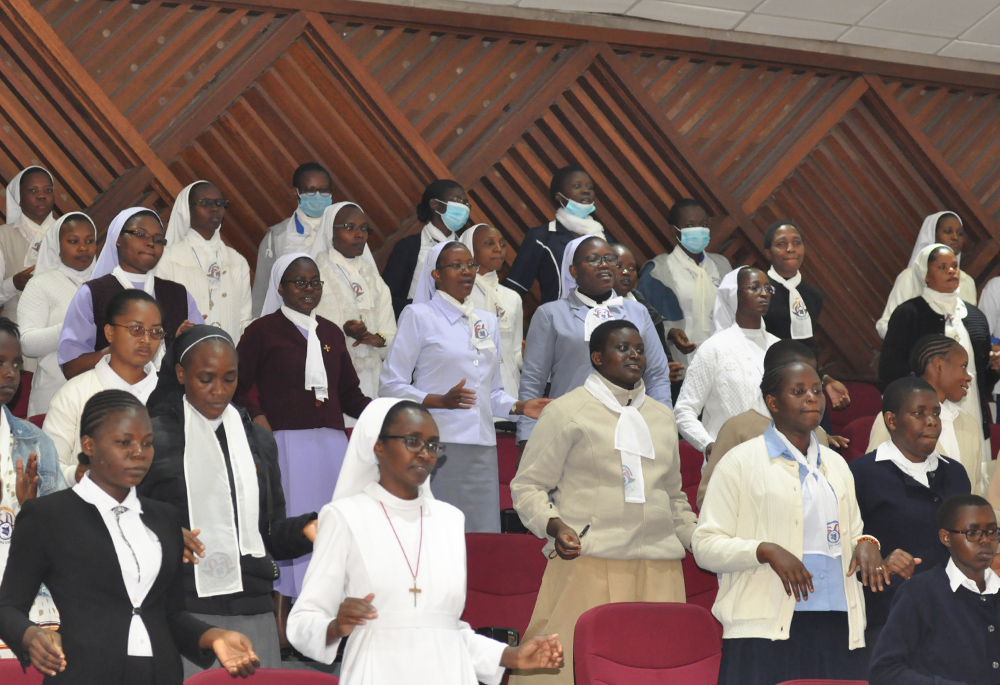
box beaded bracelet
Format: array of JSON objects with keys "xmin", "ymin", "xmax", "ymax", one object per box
[{"xmin": 855, "ymin": 535, "xmax": 881, "ymax": 551}]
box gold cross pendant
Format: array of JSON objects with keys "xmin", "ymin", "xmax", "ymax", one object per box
[
  {"xmin": 409, "ymin": 580, "xmax": 422, "ymax": 606},
  {"xmin": 323, "ymin": 344, "xmax": 331, "ymax": 352}
]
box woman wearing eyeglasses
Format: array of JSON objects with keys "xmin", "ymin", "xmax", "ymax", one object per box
[
  {"xmin": 44, "ymin": 289, "xmax": 164, "ymax": 485},
  {"xmin": 156, "ymin": 181, "xmax": 252, "ymax": 343},
  {"xmin": 380, "ymin": 242, "xmax": 549, "ymax": 533},
  {"xmin": 310, "ymin": 203, "xmax": 396, "ymax": 427},
  {"xmin": 675, "ymin": 266, "xmax": 779, "ymax": 463},
  {"xmin": 57, "ymin": 207, "xmax": 200, "ymax": 379}
]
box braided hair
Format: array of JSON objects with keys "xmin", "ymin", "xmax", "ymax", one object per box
[
  {"xmin": 909, "ymin": 334, "xmax": 963, "ymax": 377},
  {"xmin": 77, "ymin": 390, "xmax": 146, "ymax": 466}
]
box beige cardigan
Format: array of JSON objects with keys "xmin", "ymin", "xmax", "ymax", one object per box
[
  {"xmin": 511, "ymin": 376, "xmax": 696, "ymax": 561},
  {"xmin": 692, "ymin": 434, "xmax": 867, "ymax": 648}
]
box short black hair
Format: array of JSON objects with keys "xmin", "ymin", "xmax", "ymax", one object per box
[
  {"xmin": 589, "ymin": 320, "xmax": 640, "ymax": 360},
  {"xmin": 763, "ymin": 220, "xmax": 802, "ymax": 250},
  {"xmin": 292, "ymin": 163, "xmax": 330, "ymax": 189},
  {"xmin": 549, "ymin": 165, "xmax": 588, "ymax": 205},
  {"xmin": 121, "ymin": 209, "xmax": 162, "ymax": 233},
  {"xmin": 938, "ymin": 493, "xmax": 993, "ymax": 531},
  {"xmin": 927, "ymin": 245, "xmax": 954, "ymax": 266},
  {"xmin": 78, "ymin": 389, "xmax": 147, "ymax": 466},
  {"xmin": 0, "ymin": 317, "xmax": 20, "ymax": 341},
  {"xmin": 910, "ymin": 334, "xmax": 964, "ymax": 376},
  {"xmin": 760, "ymin": 360, "xmax": 817, "ymax": 399},
  {"xmin": 416, "ymin": 179, "xmax": 465, "ymax": 224},
  {"xmin": 882, "ymin": 376, "xmax": 937, "ymax": 416},
  {"xmin": 434, "ymin": 241, "xmax": 465, "ymax": 269},
  {"xmin": 668, "ymin": 199, "xmax": 705, "ymax": 227},
  {"xmin": 379, "ymin": 400, "xmax": 434, "ymax": 440},
  {"xmin": 105, "ymin": 289, "xmax": 161, "ymax": 325},
  {"xmin": 736, "ymin": 265, "xmax": 764, "ymax": 287},
  {"xmin": 573, "ymin": 236, "xmax": 607, "ymax": 263},
  {"xmin": 763, "ymin": 340, "xmax": 817, "ymax": 373}
]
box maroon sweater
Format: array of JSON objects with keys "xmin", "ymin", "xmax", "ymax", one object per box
[{"xmin": 234, "ymin": 312, "xmax": 371, "ymax": 431}]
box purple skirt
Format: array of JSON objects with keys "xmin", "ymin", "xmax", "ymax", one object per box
[{"xmin": 273, "ymin": 427, "xmax": 349, "ymax": 597}]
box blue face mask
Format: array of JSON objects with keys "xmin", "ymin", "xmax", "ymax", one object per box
[
  {"xmin": 435, "ymin": 200, "xmax": 470, "ymax": 233},
  {"xmin": 559, "ymin": 193, "xmax": 596, "ymax": 219},
  {"xmin": 677, "ymin": 226, "xmax": 711, "ymax": 254},
  {"xmin": 298, "ymin": 190, "xmax": 333, "ymax": 218}
]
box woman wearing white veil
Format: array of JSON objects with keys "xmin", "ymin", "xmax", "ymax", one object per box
[{"xmin": 287, "ymin": 398, "xmax": 563, "ymax": 684}]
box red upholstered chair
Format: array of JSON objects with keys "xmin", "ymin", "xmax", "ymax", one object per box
[
  {"xmin": 462, "ymin": 532, "xmax": 547, "ymax": 638},
  {"xmin": 8, "ymin": 370, "xmax": 32, "ymax": 419},
  {"xmin": 682, "ymin": 552, "xmax": 721, "ymax": 637},
  {"xmin": 27, "ymin": 414, "xmax": 44, "ymax": 429},
  {"xmin": 991, "ymin": 423, "xmax": 1000, "ymax": 460},
  {"xmin": 829, "ymin": 381, "xmax": 882, "ymax": 435},
  {"xmin": 574, "ymin": 602, "xmax": 721, "ymax": 685},
  {"xmin": 184, "ymin": 668, "xmax": 338, "ymax": 683},
  {"xmin": 0, "ymin": 661, "xmax": 44, "ymax": 684},
  {"xmin": 678, "ymin": 440, "xmax": 703, "ymax": 513},
  {"xmin": 497, "ymin": 432, "xmax": 519, "ymax": 511},
  {"xmin": 838, "ymin": 415, "xmax": 878, "ymax": 463},
  {"xmin": 776, "ymin": 680, "xmax": 869, "ymax": 684}
]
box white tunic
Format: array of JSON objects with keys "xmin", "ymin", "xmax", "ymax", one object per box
[
  {"xmin": 287, "ymin": 482, "xmax": 506, "ymax": 684},
  {"xmin": 16, "ymin": 270, "xmax": 79, "ymax": 416}
]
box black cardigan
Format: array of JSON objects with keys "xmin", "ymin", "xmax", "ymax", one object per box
[
  {"xmin": 880, "ymin": 297, "xmax": 998, "ymax": 436},
  {"xmin": 0, "ymin": 490, "xmax": 214, "ymax": 684},
  {"xmin": 763, "ymin": 279, "xmax": 824, "ymax": 347},
  {"xmin": 384, "ymin": 233, "xmax": 422, "ymax": 320},
  {"xmin": 142, "ymin": 398, "xmax": 315, "ymax": 616}
]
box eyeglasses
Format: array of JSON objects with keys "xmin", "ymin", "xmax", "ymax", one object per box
[
  {"xmin": 332, "ymin": 223, "xmax": 372, "ymax": 235},
  {"xmin": 110, "ymin": 323, "xmax": 166, "ymax": 340},
  {"xmin": 740, "ymin": 283, "xmax": 776, "ymax": 295},
  {"xmin": 191, "ymin": 198, "xmax": 229, "ymax": 209},
  {"xmin": 440, "ymin": 261, "xmax": 480, "ymax": 272},
  {"xmin": 618, "ymin": 266, "xmax": 637, "ymax": 275},
  {"xmin": 121, "ymin": 228, "xmax": 168, "ymax": 247},
  {"xmin": 575, "ymin": 255, "xmax": 619, "ymax": 268},
  {"xmin": 381, "ymin": 435, "xmax": 446, "ymax": 456},
  {"xmin": 945, "ymin": 527, "xmax": 1000, "ymax": 542},
  {"xmin": 281, "ymin": 278, "xmax": 324, "ymax": 290}
]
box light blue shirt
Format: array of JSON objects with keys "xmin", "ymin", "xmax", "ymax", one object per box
[
  {"xmin": 763, "ymin": 424, "xmax": 848, "ymax": 613},
  {"xmin": 380, "ymin": 293, "xmax": 516, "ymax": 446},
  {"xmin": 517, "ymin": 291, "xmax": 673, "ymax": 442}
]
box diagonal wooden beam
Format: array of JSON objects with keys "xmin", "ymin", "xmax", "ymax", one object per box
[{"xmin": 741, "ymin": 76, "xmax": 869, "ymax": 215}]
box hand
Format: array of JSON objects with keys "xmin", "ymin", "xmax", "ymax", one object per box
[
  {"xmin": 824, "ymin": 378, "xmax": 851, "ymax": 410},
  {"xmin": 881, "ymin": 548, "xmax": 921, "ymax": 582},
  {"xmin": 175, "ymin": 320, "xmax": 195, "ymax": 337},
  {"xmin": 827, "ymin": 434, "xmax": 850, "ymax": 450},
  {"xmin": 668, "ymin": 361, "xmax": 685, "ymax": 382},
  {"xmin": 13, "ymin": 266, "xmax": 34, "ymax": 291},
  {"xmin": 546, "ymin": 518, "xmax": 582, "ymax": 560},
  {"xmin": 182, "ymin": 528, "xmax": 205, "ymax": 565},
  {"xmin": 848, "ymin": 539, "xmax": 886, "ymax": 592},
  {"xmin": 991, "ymin": 343, "xmax": 1000, "ymax": 371},
  {"xmin": 342, "ymin": 320, "xmax": 368, "ymax": 341},
  {"xmin": 74, "ymin": 462, "xmax": 89, "ymax": 484},
  {"xmin": 15, "ymin": 453, "xmax": 39, "ymax": 505},
  {"xmin": 425, "ymin": 379, "xmax": 476, "ymax": 410},
  {"xmin": 252, "ymin": 415, "xmax": 272, "ymax": 431},
  {"xmin": 23, "ymin": 626, "xmax": 64, "ymax": 677},
  {"xmin": 353, "ymin": 333, "xmax": 385, "ymax": 348},
  {"xmin": 757, "ymin": 542, "xmax": 814, "ymax": 601},
  {"xmin": 501, "ymin": 634, "xmax": 564, "ymax": 670},
  {"xmin": 705, "ymin": 442, "xmax": 714, "ymax": 460},
  {"xmin": 303, "ymin": 519, "xmax": 318, "ymax": 542},
  {"xmin": 516, "ymin": 398, "xmax": 552, "ymax": 419},
  {"xmin": 332, "ymin": 593, "xmax": 378, "ymax": 638},
  {"xmin": 208, "ymin": 629, "xmax": 260, "ymax": 678},
  {"xmin": 667, "ymin": 328, "xmax": 696, "ymax": 354}
]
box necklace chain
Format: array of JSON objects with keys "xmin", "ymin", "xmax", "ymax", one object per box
[{"xmin": 380, "ymin": 502, "xmax": 423, "ymax": 582}]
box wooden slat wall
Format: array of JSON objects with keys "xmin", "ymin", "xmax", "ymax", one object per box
[{"xmin": 5, "ymin": 0, "xmax": 1000, "ymax": 380}]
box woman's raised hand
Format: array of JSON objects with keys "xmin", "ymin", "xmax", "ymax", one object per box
[{"xmin": 14, "ymin": 453, "xmax": 39, "ymax": 505}]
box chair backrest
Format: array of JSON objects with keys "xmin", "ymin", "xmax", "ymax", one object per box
[
  {"xmin": 830, "ymin": 381, "xmax": 882, "ymax": 435},
  {"xmin": 184, "ymin": 667, "xmax": 338, "ymax": 683},
  {"xmin": 8, "ymin": 370, "xmax": 32, "ymax": 419},
  {"xmin": 574, "ymin": 602, "xmax": 721, "ymax": 685},
  {"xmin": 678, "ymin": 440, "xmax": 703, "ymax": 491},
  {"xmin": 0, "ymin": 661, "xmax": 44, "ymax": 684},
  {"xmin": 462, "ymin": 532, "xmax": 547, "ymax": 637},
  {"xmin": 497, "ymin": 432, "xmax": 519, "ymax": 511},
  {"xmin": 839, "ymin": 414, "xmax": 878, "ymax": 462},
  {"xmin": 991, "ymin": 423, "xmax": 1000, "ymax": 460},
  {"xmin": 681, "ymin": 552, "xmax": 721, "ymax": 637},
  {"xmin": 27, "ymin": 414, "xmax": 44, "ymax": 429},
  {"xmin": 775, "ymin": 680, "xmax": 869, "ymax": 684}
]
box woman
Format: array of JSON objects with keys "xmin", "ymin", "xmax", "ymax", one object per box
[
  {"xmin": 693, "ymin": 361, "xmax": 883, "ymax": 685},
  {"xmin": 380, "ymin": 242, "xmax": 547, "ymax": 532},
  {"xmin": 510, "ymin": 320, "xmax": 696, "ymax": 684},
  {"xmin": 44, "ymin": 290, "xmax": 162, "ymax": 486},
  {"xmin": 876, "ymin": 211, "xmax": 976, "ymax": 339},
  {"xmin": 235, "ymin": 253, "xmax": 370, "ymax": 609},
  {"xmin": 869, "ymin": 334, "xmax": 984, "ymax": 494},
  {"xmin": 158, "ymin": 181, "xmax": 252, "ymax": 342},
  {"xmin": 17, "ymin": 213, "xmax": 96, "ymax": 416},
  {"xmin": 0, "ymin": 390, "xmax": 259, "ymax": 683},
  {"xmin": 0, "ymin": 317, "xmax": 65, "ymax": 659},
  {"xmin": 286, "ymin": 398, "xmax": 563, "ymax": 683},
  {"xmin": 384, "ymin": 180, "xmax": 471, "ymax": 318},
  {"xmin": 459, "ymin": 223, "xmax": 524, "ymax": 401},
  {"xmin": 505, "ymin": 165, "xmax": 608, "ymax": 307},
  {"xmin": 880, "ymin": 243, "xmax": 999, "ymax": 438},
  {"xmin": 637, "ymin": 198, "xmax": 730, "ymax": 366},
  {"xmin": 311, "ymin": 202, "xmax": 396, "ymax": 425},
  {"xmin": 674, "ymin": 266, "xmax": 779, "ymax": 460},
  {"xmin": 852, "ymin": 376, "xmax": 971, "ymax": 651},
  {"xmin": 0, "ymin": 166, "xmax": 55, "ymax": 328},
  {"xmin": 141, "ymin": 326, "xmax": 318, "ymax": 676},
  {"xmin": 517, "ymin": 236, "xmax": 672, "ymax": 445},
  {"xmin": 57, "ymin": 207, "xmax": 200, "ymax": 378}
]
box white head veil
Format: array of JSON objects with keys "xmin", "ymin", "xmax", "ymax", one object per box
[
  {"xmin": 913, "ymin": 242, "xmax": 952, "ymax": 284},
  {"xmin": 309, "ymin": 202, "xmax": 362, "ymax": 261},
  {"xmin": 412, "ymin": 240, "xmax": 461, "ymax": 304},
  {"xmin": 34, "ymin": 212, "xmax": 96, "ymax": 284},
  {"xmin": 260, "ymin": 251, "xmax": 315, "ymax": 317},
  {"xmin": 709, "ymin": 265, "xmax": 754, "ymax": 334},
  {"xmin": 560, "ymin": 235, "xmax": 594, "ymax": 300},
  {"xmin": 332, "ymin": 398, "xmax": 435, "ymax": 502},
  {"xmin": 92, "ymin": 207, "xmax": 160, "ymax": 279},
  {"xmin": 165, "ymin": 181, "xmax": 220, "ymax": 245},
  {"xmin": 909, "ymin": 211, "xmax": 961, "ymax": 268},
  {"xmin": 457, "ymin": 223, "xmax": 489, "ymax": 255},
  {"xmin": 4, "ymin": 166, "xmax": 53, "ymax": 226}
]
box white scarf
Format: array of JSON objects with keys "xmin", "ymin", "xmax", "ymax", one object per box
[
  {"xmin": 438, "ymin": 291, "xmax": 496, "ymax": 353},
  {"xmin": 474, "ymin": 271, "xmax": 507, "ymax": 329},
  {"xmin": 93, "ymin": 354, "xmax": 158, "ymax": 403},
  {"xmin": 19, "ymin": 214, "xmax": 56, "ymax": 268},
  {"xmin": 875, "ymin": 439, "xmax": 942, "ymax": 489},
  {"xmin": 183, "ymin": 398, "xmax": 266, "ymax": 597},
  {"xmin": 584, "ymin": 373, "xmax": 654, "ymax": 504},
  {"xmin": 666, "ymin": 248, "xmax": 715, "ymax": 342},
  {"xmin": 575, "ymin": 289, "xmax": 624, "ymax": 342},
  {"xmin": 407, "ymin": 223, "xmax": 454, "ymax": 300},
  {"xmin": 938, "ymin": 400, "xmax": 962, "ymax": 464},
  {"xmin": 109, "ymin": 266, "xmax": 164, "ymax": 368},
  {"xmin": 328, "ymin": 247, "xmax": 372, "ymax": 315},
  {"xmin": 767, "ymin": 267, "xmax": 813, "ymax": 339},
  {"xmin": 922, "ymin": 286, "xmax": 968, "ymax": 344},
  {"xmin": 280, "ymin": 305, "xmax": 328, "ymax": 403},
  {"xmin": 186, "ymin": 229, "xmax": 223, "ymax": 292},
  {"xmin": 555, "ymin": 208, "xmax": 605, "ymax": 237},
  {"xmin": 777, "ymin": 430, "xmax": 840, "ymax": 558}
]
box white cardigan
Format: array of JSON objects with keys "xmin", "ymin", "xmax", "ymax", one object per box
[
  {"xmin": 674, "ymin": 323, "xmax": 778, "ymax": 452},
  {"xmin": 692, "ymin": 434, "xmax": 867, "ymax": 648},
  {"xmin": 17, "ymin": 270, "xmax": 79, "ymax": 416},
  {"xmin": 43, "ymin": 369, "xmax": 108, "ymax": 485}
]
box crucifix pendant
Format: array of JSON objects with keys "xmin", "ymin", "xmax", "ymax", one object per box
[{"xmin": 409, "ymin": 579, "xmax": 422, "ymax": 606}]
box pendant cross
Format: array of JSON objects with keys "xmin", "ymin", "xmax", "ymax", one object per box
[
  {"xmin": 323, "ymin": 344, "xmax": 331, "ymax": 352},
  {"xmin": 409, "ymin": 580, "xmax": 422, "ymax": 606}
]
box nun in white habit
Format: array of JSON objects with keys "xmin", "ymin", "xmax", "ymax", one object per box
[
  {"xmin": 17, "ymin": 212, "xmax": 96, "ymax": 416},
  {"xmin": 286, "ymin": 398, "xmax": 563, "ymax": 683},
  {"xmin": 876, "ymin": 211, "xmax": 977, "ymax": 339}
]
